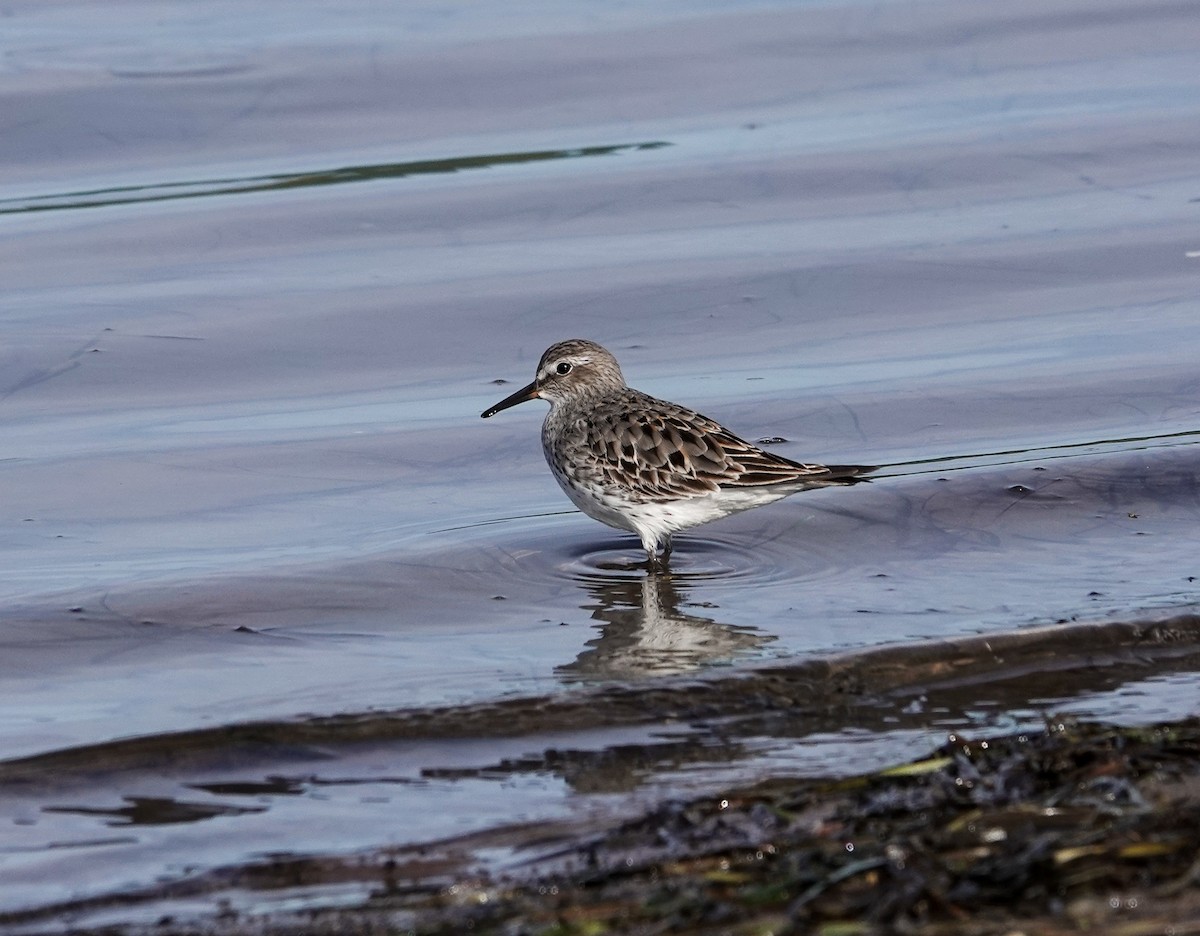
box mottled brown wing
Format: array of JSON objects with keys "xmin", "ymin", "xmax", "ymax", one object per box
[{"xmin": 586, "ymin": 391, "xmax": 841, "ymax": 501}]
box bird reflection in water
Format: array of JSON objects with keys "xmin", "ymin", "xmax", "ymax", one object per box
[{"xmin": 557, "ymin": 568, "xmax": 773, "ymax": 680}]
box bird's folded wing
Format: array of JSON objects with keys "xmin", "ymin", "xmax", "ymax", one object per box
[{"xmin": 589, "ymin": 395, "xmax": 833, "ymax": 501}]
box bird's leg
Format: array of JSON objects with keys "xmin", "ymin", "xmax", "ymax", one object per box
[
  {"xmin": 642, "ymin": 533, "xmax": 672, "ymax": 573},
  {"xmin": 645, "ymin": 536, "xmax": 673, "ymax": 573}
]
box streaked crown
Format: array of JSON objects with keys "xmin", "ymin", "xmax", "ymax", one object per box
[{"xmin": 533, "ymin": 339, "xmax": 626, "ymax": 406}]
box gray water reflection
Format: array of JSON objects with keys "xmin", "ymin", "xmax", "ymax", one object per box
[{"xmin": 559, "ymin": 570, "xmax": 773, "ymax": 680}]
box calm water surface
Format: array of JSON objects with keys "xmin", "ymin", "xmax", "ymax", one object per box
[{"xmin": 2, "ymin": 0, "xmax": 1199, "ymax": 925}]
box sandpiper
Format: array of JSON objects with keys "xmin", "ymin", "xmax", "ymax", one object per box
[{"xmin": 482, "ymin": 339, "xmax": 872, "ymax": 567}]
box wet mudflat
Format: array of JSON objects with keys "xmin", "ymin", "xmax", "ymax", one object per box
[
  {"xmin": 2, "ymin": 0, "xmax": 1199, "ymax": 929},
  {"xmin": 4, "ymin": 615, "xmax": 1199, "ymax": 934}
]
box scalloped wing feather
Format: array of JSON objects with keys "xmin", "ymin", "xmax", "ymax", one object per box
[{"xmin": 582, "ymin": 392, "xmax": 843, "ymax": 502}]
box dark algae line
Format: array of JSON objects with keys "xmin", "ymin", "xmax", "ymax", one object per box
[{"xmin": 0, "ymin": 141, "xmax": 671, "ymax": 216}]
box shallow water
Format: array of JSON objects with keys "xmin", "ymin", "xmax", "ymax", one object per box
[{"xmin": 2, "ymin": 0, "xmax": 1199, "ymax": 925}]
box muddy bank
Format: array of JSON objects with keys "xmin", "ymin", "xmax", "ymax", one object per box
[
  {"xmin": 4, "ymin": 612, "xmax": 1199, "ymax": 934},
  {"xmin": 14, "ymin": 718, "xmax": 1200, "ymax": 935}
]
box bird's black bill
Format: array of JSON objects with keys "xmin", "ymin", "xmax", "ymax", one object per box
[{"xmin": 481, "ymin": 380, "xmax": 540, "ymax": 418}]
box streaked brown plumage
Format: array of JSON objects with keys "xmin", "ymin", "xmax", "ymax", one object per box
[{"xmin": 482, "ymin": 339, "xmax": 872, "ymax": 566}]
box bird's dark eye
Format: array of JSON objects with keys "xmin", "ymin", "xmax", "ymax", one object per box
[{"xmin": 556, "ymin": 362, "xmax": 572, "ymax": 375}]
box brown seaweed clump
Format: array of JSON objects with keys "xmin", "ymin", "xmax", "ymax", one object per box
[{"xmin": 430, "ymin": 718, "xmax": 1200, "ymax": 935}]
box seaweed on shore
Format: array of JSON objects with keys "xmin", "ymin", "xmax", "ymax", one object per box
[{"xmin": 408, "ymin": 718, "xmax": 1200, "ymax": 936}]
